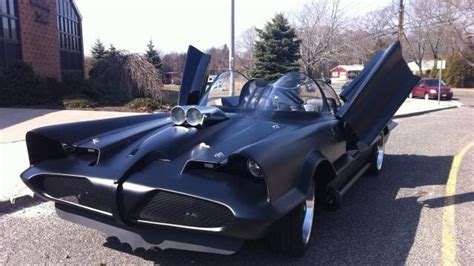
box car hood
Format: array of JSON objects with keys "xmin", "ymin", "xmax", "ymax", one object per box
[{"xmin": 22, "ymin": 112, "xmax": 291, "ymax": 182}]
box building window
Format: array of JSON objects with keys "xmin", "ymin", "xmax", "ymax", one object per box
[
  {"xmin": 0, "ymin": 0, "xmax": 21, "ymax": 69},
  {"xmin": 57, "ymin": 0, "xmax": 83, "ymax": 80}
]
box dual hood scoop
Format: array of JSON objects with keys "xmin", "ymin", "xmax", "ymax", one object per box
[{"xmin": 171, "ymin": 105, "xmax": 229, "ymax": 127}]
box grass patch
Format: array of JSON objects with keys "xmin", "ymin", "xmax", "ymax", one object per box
[
  {"xmin": 62, "ymin": 95, "xmax": 98, "ymax": 109},
  {"xmin": 126, "ymin": 98, "xmax": 161, "ymax": 112}
]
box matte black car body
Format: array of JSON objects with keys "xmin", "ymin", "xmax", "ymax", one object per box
[{"xmin": 21, "ymin": 42, "xmax": 419, "ymax": 255}]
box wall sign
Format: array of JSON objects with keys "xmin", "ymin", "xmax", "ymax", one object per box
[{"xmin": 29, "ymin": 0, "xmax": 51, "ymax": 25}]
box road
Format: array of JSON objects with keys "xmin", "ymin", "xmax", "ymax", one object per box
[{"xmin": 1, "ymin": 93, "xmax": 473, "ymax": 265}]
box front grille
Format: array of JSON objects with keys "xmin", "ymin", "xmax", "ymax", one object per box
[
  {"xmin": 138, "ymin": 192, "xmax": 234, "ymax": 228},
  {"xmin": 39, "ymin": 175, "xmax": 112, "ymax": 213}
]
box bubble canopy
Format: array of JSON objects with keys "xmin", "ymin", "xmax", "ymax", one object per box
[{"xmin": 199, "ymin": 71, "xmax": 329, "ymax": 113}]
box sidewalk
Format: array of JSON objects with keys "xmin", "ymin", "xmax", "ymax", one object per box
[
  {"xmin": 394, "ymin": 98, "xmax": 461, "ymax": 118},
  {"xmin": 1, "ymin": 108, "xmax": 139, "ymax": 144},
  {"xmin": 0, "ymin": 99, "xmax": 461, "ymax": 212},
  {"xmin": 0, "ymin": 108, "xmax": 139, "ymax": 212}
]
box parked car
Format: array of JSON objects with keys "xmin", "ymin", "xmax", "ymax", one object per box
[
  {"xmin": 409, "ymin": 78, "xmax": 453, "ymax": 100},
  {"xmin": 20, "ymin": 42, "xmax": 419, "ymax": 257}
]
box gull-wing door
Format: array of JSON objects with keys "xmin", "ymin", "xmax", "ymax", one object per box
[
  {"xmin": 178, "ymin": 45, "xmax": 211, "ymax": 105},
  {"xmin": 337, "ymin": 41, "xmax": 420, "ymax": 150}
]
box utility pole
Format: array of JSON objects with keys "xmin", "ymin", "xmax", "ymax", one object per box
[
  {"xmin": 398, "ymin": 0, "xmax": 404, "ymax": 42},
  {"xmin": 229, "ymin": 0, "xmax": 235, "ymax": 96}
]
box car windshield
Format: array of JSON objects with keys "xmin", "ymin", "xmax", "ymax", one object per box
[
  {"xmin": 424, "ymin": 79, "xmax": 446, "ymax": 86},
  {"xmin": 199, "ymin": 71, "xmax": 328, "ymax": 113}
]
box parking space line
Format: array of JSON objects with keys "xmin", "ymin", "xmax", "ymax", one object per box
[{"xmin": 442, "ymin": 142, "xmax": 474, "ymax": 266}]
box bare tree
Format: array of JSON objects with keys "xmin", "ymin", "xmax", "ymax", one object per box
[
  {"xmin": 294, "ymin": 0, "xmax": 345, "ymax": 78},
  {"xmin": 402, "ymin": 0, "xmax": 433, "ymax": 75},
  {"xmin": 236, "ymin": 27, "xmax": 257, "ymax": 75},
  {"xmin": 206, "ymin": 45, "xmax": 230, "ymax": 74},
  {"xmin": 162, "ymin": 52, "xmax": 186, "ymax": 73},
  {"xmin": 400, "ymin": 0, "xmax": 473, "ymax": 74},
  {"xmin": 441, "ymin": 0, "xmax": 474, "ymax": 66},
  {"xmin": 358, "ymin": 4, "xmax": 398, "ymax": 57}
]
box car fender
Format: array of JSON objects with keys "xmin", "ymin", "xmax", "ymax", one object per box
[{"xmin": 297, "ymin": 151, "xmax": 336, "ymax": 199}]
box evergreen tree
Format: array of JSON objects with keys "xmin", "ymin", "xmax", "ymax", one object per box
[
  {"xmin": 107, "ymin": 44, "xmax": 120, "ymax": 57},
  {"xmin": 445, "ymin": 53, "xmax": 474, "ymax": 88},
  {"xmin": 91, "ymin": 39, "xmax": 107, "ymax": 61},
  {"xmin": 250, "ymin": 14, "xmax": 301, "ymax": 80},
  {"xmin": 145, "ymin": 40, "xmax": 162, "ymax": 71}
]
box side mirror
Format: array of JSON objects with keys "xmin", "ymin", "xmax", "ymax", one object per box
[{"xmin": 419, "ymin": 84, "xmax": 424, "ymax": 88}]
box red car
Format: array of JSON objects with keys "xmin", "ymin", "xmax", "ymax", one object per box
[{"xmin": 409, "ymin": 78, "xmax": 453, "ymax": 100}]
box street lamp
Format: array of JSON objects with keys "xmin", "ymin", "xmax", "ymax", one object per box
[{"xmin": 229, "ymin": 0, "xmax": 235, "ymax": 96}]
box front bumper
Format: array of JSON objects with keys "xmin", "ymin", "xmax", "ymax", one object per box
[
  {"xmin": 55, "ymin": 203, "xmax": 243, "ymax": 254},
  {"xmin": 21, "ymin": 160, "xmax": 305, "ymax": 247},
  {"xmin": 428, "ymin": 91, "xmax": 453, "ymax": 99}
]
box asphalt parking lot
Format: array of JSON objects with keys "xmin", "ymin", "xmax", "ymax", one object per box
[{"xmin": 1, "ymin": 92, "xmax": 473, "ymax": 265}]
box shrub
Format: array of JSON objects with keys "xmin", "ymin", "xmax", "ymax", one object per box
[
  {"xmin": 89, "ymin": 51, "xmax": 163, "ymax": 102},
  {"xmin": 126, "ymin": 98, "xmax": 161, "ymax": 112},
  {"xmin": 62, "ymin": 95, "xmax": 97, "ymax": 109},
  {"xmin": 0, "ymin": 61, "xmax": 49, "ymax": 106},
  {"xmin": 79, "ymin": 79, "xmax": 128, "ymax": 105}
]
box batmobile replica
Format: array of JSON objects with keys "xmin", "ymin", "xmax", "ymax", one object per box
[{"xmin": 21, "ymin": 41, "xmax": 419, "ymax": 256}]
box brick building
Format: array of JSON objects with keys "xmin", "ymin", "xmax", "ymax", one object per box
[{"xmin": 0, "ymin": 0, "xmax": 84, "ymax": 81}]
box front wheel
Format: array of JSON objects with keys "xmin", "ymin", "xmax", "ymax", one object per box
[
  {"xmin": 268, "ymin": 179, "xmax": 315, "ymax": 257},
  {"xmin": 424, "ymin": 93, "xmax": 430, "ymax": 100}
]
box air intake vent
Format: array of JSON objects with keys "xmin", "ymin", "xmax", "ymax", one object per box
[
  {"xmin": 138, "ymin": 192, "xmax": 233, "ymax": 228},
  {"xmin": 39, "ymin": 175, "xmax": 112, "ymax": 214}
]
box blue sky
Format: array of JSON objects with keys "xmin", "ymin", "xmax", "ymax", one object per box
[{"xmin": 75, "ymin": 0, "xmax": 391, "ymax": 55}]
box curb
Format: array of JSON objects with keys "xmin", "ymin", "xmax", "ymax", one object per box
[
  {"xmin": 394, "ymin": 106, "xmax": 458, "ymax": 119},
  {"xmin": 0, "ymin": 194, "xmax": 44, "ymax": 214}
]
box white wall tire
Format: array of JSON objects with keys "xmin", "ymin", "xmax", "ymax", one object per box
[{"xmin": 368, "ymin": 142, "xmax": 384, "ymax": 176}]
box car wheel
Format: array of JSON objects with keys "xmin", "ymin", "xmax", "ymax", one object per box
[
  {"xmin": 409, "ymin": 92, "xmax": 413, "ymax": 98},
  {"xmin": 268, "ymin": 179, "xmax": 315, "ymax": 257},
  {"xmin": 368, "ymin": 142, "xmax": 384, "ymax": 176},
  {"xmin": 424, "ymin": 93, "xmax": 430, "ymax": 100}
]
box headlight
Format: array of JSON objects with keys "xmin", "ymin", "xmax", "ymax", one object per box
[
  {"xmin": 429, "ymin": 89, "xmax": 437, "ymax": 94},
  {"xmin": 186, "ymin": 107, "xmax": 204, "ymax": 126},
  {"xmin": 247, "ymin": 159, "xmax": 264, "ymax": 178},
  {"xmin": 171, "ymin": 106, "xmax": 186, "ymax": 125}
]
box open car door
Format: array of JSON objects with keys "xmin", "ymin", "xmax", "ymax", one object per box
[
  {"xmin": 178, "ymin": 46, "xmax": 211, "ymax": 105},
  {"xmin": 337, "ymin": 41, "xmax": 420, "ymax": 150}
]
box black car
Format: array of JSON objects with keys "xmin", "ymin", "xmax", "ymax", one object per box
[{"xmin": 21, "ymin": 42, "xmax": 419, "ymax": 256}]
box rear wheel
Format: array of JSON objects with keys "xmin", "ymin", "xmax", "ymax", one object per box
[
  {"xmin": 268, "ymin": 179, "xmax": 315, "ymax": 257},
  {"xmin": 368, "ymin": 142, "xmax": 384, "ymax": 175},
  {"xmin": 408, "ymin": 92, "xmax": 413, "ymax": 98}
]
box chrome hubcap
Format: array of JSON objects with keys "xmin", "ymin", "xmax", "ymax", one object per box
[
  {"xmin": 302, "ymin": 180, "xmax": 315, "ymax": 244},
  {"xmin": 376, "ymin": 145, "xmax": 384, "ymax": 170}
]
